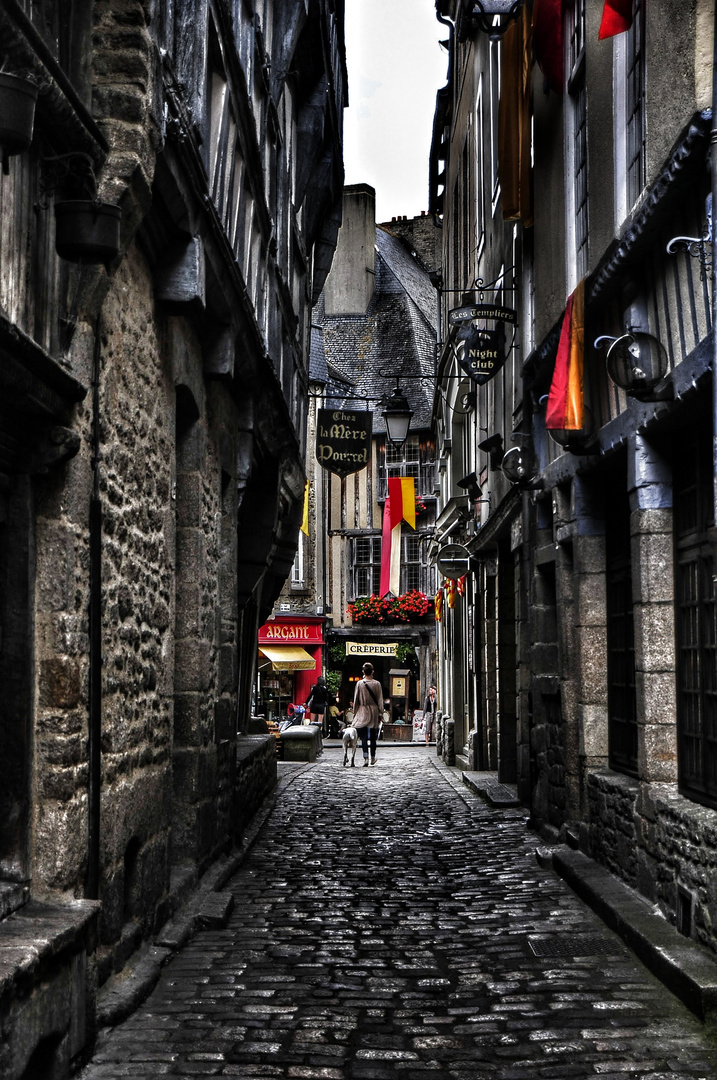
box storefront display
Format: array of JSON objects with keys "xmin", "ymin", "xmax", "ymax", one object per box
[{"xmin": 257, "ymin": 616, "xmax": 325, "ymax": 723}]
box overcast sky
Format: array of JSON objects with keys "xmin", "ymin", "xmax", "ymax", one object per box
[{"xmin": 342, "ymin": 0, "xmax": 449, "ymax": 224}]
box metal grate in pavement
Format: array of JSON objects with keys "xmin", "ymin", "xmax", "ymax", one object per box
[{"xmin": 527, "ymin": 934, "xmax": 622, "ymax": 959}]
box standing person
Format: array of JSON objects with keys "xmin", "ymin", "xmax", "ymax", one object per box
[
  {"xmin": 423, "ymin": 684, "xmax": 438, "ymax": 745},
  {"xmin": 352, "ymin": 662, "xmax": 383, "ymax": 767},
  {"xmin": 306, "ymin": 676, "xmax": 328, "ymax": 732}
]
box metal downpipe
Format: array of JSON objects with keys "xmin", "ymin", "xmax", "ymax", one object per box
[{"xmin": 86, "ymin": 315, "xmax": 102, "ymax": 900}]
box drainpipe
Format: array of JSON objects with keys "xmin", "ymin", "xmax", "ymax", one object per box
[
  {"xmin": 86, "ymin": 316, "xmax": 102, "ymax": 900},
  {"xmin": 712, "ymin": 4, "xmax": 717, "ymax": 554}
]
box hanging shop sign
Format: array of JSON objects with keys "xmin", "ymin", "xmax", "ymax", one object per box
[
  {"xmin": 346, "ymin": 641, "xmax": 398, "ymax": 657},
  {"xmin": 448, "ymin": 304, "xmax": 517, "ymax": 326},
  {"xmin": 258, "ymin": 618, "xmax": 324, "ymax": 644},
  {"xmin": 448, "ymin": 304, "xmax": 517, "ymax": 386},
  {"xmin": 436, "ymin": 543, "xmax": 472, "ymax": 580},
  {"xmin": 316, "ymin": 408, "xmax": 372, "ymax": 478}
]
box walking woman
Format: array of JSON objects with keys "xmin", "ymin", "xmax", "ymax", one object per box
[{"xmin": 352, "ymin": 662, "xmax": 383, "ymax": 767}]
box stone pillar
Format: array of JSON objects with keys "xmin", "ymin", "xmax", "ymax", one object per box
[
  {"xmin": 628, "ymin": 435, "xmax": 676, "ymax": 781},
  {"xmin": 571, "ymin": 477, "xmax": 608, "ymax": 819}
]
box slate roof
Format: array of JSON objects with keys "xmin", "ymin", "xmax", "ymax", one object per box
[{"xmin": 315, "ymin": 226, "xmax": 439, "ymax": 432}]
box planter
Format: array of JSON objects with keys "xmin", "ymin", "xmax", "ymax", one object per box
[
  {"xmin": 54, "ymin": 200, "xmax": 121, "ymax": 263},
  {"xmin": 0, "ymin": 73, "xmax": 39, "ymax": 171}
]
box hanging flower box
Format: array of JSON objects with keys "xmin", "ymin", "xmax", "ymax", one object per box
[{"xmin": 347, "ymin": 591, "xmax": 434, "ymax": 625}]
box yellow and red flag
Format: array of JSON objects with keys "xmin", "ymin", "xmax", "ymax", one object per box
[
  {"xmin": 545, "ymin": 278, "xmax": 585, "ymax": 431},
  {"xmin": 457, "ymin": 575, "xmax": 466, "ymax": 598},
  {"xmin": 380, "ymin": 477, "xmax": 416, "ymax": 597},
  {"xmin": 434, "ymin": 587, "xmax": 443, "ymax": 623},
  {"xmin": 446, "ymin": 578, "xmax": 457, "ymax": 609}
]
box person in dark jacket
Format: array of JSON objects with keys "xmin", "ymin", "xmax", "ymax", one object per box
[
  {"xmin": 423, "ymin": 684, "xmax": 437, "ymax": 744},
  {"xmin": 306, "ymin": 676, "xmax": 328, "ymax": 731}
]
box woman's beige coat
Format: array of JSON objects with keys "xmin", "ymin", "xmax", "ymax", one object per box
[{"xmin": 352, "ymin": 677, "xmax": 383, "ymax": 729}]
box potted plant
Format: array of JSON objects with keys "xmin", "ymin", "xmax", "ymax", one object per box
[
  {"xmin": 48, "ymin": 152, "xmax": 121, "ymax": 264},
  {"xmin": 0, "ymin": 71, "xmax": 39, "ymax": 174}
]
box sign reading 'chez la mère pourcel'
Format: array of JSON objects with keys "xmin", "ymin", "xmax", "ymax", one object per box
[
  {"xmin": 449, "ymin": 304, "xmax": 516, "ymax": 386},
  {"xmin": 316, "ymin": 408, "xmax": 372, "ymax": 478}
]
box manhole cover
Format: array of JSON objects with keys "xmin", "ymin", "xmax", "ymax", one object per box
[{"xmin": 527, "ymin": 935, "xmax": 619, "ymax": 958}]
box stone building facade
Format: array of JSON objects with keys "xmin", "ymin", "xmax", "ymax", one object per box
[
  {"xmin": 0, "ymin": 1, "xmax": 345, "ymax": 1076},
  {"xmin": 430, "ymin": 0, "xmax": 717, "ymax": 958}
]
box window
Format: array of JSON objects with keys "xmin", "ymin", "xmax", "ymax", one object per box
[
  {"xmin": 489, "ymin": 37, "xmax": 501, "ymax": 213},
  {"xmin": 675, "ymin": 425, "xmax": 716, "ymax": 807},
  {"xmin": 402, "ymin": 533, "xmax": 435, "ymax": 596},
  {"xmin": 615, "ymin": 0, "xmax": 646, "ymax": 223},
  {"xmin": 378, "ymin": 435, "xmax": 435, "ymax": 500},
  {"xmin": 565, "ymin": 0, "xmax": 587, "ymax": 286},
  {"xmin": 475, "ymin": 79, "xmax": 485, "ymax": 266},
  {"xmin": 352, "ymin": 536, "xmax": 381, "ymax": 597},
  {"xmin": 291, "ymin": 533, "xmax": 305, "ymax": 587}
]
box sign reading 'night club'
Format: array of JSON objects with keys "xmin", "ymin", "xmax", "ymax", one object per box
[
  {"xmin": 449, "ymin": 304, "xmax": 517, "ymax": 386},
  {"xmin": 316, "ymin": 408, "xmax": 373, "ymax": 478}
]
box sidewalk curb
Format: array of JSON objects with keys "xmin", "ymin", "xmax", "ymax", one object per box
[
  {"xmin": 96, "ymin": 764, "xmax": 311, "ymax": 1028},
  {"xmin": 551, "ymin": 845, "xmax": 717, "ymax": 1024}
]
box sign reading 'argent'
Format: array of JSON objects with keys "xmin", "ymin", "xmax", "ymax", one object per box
[{"xmin": 316, "ymin": 408, "xmax": 372, "ymax": 478}]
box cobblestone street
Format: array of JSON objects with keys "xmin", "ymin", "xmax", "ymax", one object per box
[{"xmin": 79, "ymin": 751, "xmax": 717, "ymax": 1079}]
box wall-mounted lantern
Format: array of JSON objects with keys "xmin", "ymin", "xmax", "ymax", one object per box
[
  {"xmin": 596, "ymin": 332, "xmax": 672, "ymax": 402},
  {"xmin": 501, "ymin": 446, "xmax": 541, "ymax": 488},
  {"xmin": 500, "ymin": 433, "xmax": 542, "ymax": 489},
  {"xmin": 382, "ymin": 384, "xmax": 413, "ymax": 446},
  {"xmin": 457, "ymin": 471, "xmax": 482, "ymax": 502},
  {"xmin": 478, "ymin": 432, "xmax": 504, "ymax": 470}
]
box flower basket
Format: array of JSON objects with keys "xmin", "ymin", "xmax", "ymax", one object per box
[
  {"xmin": 0, "ymin": 73, "xmax": 39, "ymax": 172},
  {"xmin": 347, "ymin": 591, "xmax": 434, "ymax": 625},
  {"xmin": 54, "ymin": 200, "xmax": 121, "ymax": 264}
]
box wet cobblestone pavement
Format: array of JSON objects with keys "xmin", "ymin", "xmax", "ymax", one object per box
[{"xmin": 79, "ymin": 750, "xmax": 717, "ymax": 1079}]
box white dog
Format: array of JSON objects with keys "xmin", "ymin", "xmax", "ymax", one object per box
[{"xmin": 342, "ymin": 726, "xmax": 358, "ymax": 767}]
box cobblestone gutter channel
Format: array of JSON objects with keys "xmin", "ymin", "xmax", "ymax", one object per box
[{"xmin": 78, "ymin": 751, "xmax": 717, "ymax": 1079}]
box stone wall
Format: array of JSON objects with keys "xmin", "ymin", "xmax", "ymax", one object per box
[
  {"xmin": 234, "ymin": 737, "xmax": 278, "ymax": 837},
  {"xmin": 588, "ymin": 770, "xmax": 717, "ymax": 959}
]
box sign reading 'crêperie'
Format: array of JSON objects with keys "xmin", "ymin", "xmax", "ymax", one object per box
[{"xmin": 316, "ymin": 408, "xmax": 372, "ymax": 478}]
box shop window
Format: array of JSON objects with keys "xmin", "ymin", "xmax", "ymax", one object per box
[
  {"xmin": 606, "ymin": 488, "xmax": 638, "ymax": 776},
  {"xmin": 675, "ymin": 426, "xmax": 716, "ymax": 808}
]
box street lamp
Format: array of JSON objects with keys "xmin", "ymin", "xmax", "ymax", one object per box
[
  {"xmin": 382, "ymin": 384, "xmax": 413, "ymax": 446},
  {"xmin": 461, "ymin": 0, "xmax": 524, "ymax": 41}
]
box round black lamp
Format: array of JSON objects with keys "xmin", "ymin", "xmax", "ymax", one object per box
[
  {"xmin": 606, "ymin": 332, "xmax": 668, "ymax": 394},
  {"xmin": 382, "ymin": 385, "xmax": 413, "ymax": 446}
]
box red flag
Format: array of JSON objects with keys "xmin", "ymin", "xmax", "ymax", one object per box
[
  {"xmin": 599, "ymin": 0, "xmax": 632, "ymax": 40},
  {"xmin": 532, "ymin": 0, "xmax": 564, "ymax": 94},
  {"xmin": 545, "ymin": 279, "xmax": 585, "ymax": 431}
]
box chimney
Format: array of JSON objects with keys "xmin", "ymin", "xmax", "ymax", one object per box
[{"xmin": 324, "ymin": 184, "xmax": 376, "ymax": 315}]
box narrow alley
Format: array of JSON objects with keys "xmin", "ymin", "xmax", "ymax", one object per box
[{"xmin": 78, "ymin": 751, "xmax": 717, "ymax": 1080}]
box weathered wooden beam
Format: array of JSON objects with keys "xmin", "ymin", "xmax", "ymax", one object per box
[{"xmin": 155, "ymin": 236, "xmax": 206, "ymax": 310}]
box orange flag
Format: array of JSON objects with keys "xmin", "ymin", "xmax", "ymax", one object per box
[{"xmin": 546, "ymin": 279, "xmax": 585, "ymax": 430}]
